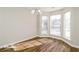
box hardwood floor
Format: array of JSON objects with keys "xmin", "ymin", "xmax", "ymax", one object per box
[{"xmin": 0, "ymin": 37, "xmax": 79, "ymax": 52}]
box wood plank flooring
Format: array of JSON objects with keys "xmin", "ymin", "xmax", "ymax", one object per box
[{"xmin": 0, "ymin": 37, "xmax": 79, "ymax": 52}]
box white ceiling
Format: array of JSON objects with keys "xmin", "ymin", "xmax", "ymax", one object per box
[
  {"xmin": 40, "ymin": 7, "xmax": 64, "ymax": 12},
  {"xmin": 27, "ymin": 7, "xmax": 64, "ymax": 12}
]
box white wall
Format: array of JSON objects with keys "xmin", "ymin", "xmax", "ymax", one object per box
[
  {"xmin": 71, "ymin": 7, "xmax": 79, "ymax": 45},
  {"xmin": 0, "ymin": 8, "xmax": 37, "ymax": 47}
]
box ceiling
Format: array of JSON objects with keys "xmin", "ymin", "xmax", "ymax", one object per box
[
  {"xmin": 27, "ymin": 7, "xmax": 64, "ymax": 12},
  {"xmin": 40, "ymin": 7, "xmax": 64, "ymax": 12}
]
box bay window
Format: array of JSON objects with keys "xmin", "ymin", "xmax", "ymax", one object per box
[{"xmin": 40, "ymin": 11, "xmax": 71, "ymax": 40}]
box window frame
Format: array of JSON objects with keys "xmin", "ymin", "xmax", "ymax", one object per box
[
  {"xmin": 40, "ymin": 15, "xmax": 50, "ymax": 36},
  {"xmin": 63, "ymin": 11, "xmax": 71, "ymax": 40},
  {"xmin": 50, "ymin": 14, "xmax": 62, "ymax": 36}
]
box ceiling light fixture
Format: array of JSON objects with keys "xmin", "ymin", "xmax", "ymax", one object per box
[{"xmin": 31, "ymin": 9, "xmax": 41, "ymax": 14}]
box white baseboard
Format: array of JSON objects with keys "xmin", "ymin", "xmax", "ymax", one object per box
[
  {"xmin": 39, "ymin": 35, "xmax": 79, "ymax": 48},
  {"xmin": 0, "ymin": 35, "xmax": 38, "ymax": 48},
  {"xmin": 1, "ymin": 35, "xmax": 79, "ymax": 49}
]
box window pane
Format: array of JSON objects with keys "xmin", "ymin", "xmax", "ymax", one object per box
[
  {"xmin": 50, "ymin": 15, "xmax": 61, "ymax": 36},
  {"xmin": 41, "ymin": 16, "xmax": 49, "ymax": 35},
  {"xmin": 63, "ymin": 12, "xmax": 71, "ymax": 40}
]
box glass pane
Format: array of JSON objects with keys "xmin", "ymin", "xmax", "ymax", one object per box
[
  {"xmin": 41, "ymin": 16, "xmax": 49, "ymax": 35},
  {"xmin": 63, "ymin": 12, "xmax": 71, "ymax": 40},
  {"xmin": 50, "ymin": 15, "xmax": 61, "ymax": 36}
]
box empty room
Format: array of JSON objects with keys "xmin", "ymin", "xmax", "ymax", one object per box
[{"xmin": 0, "ymin": 7, "xmax": 79, "ymax": 52}]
